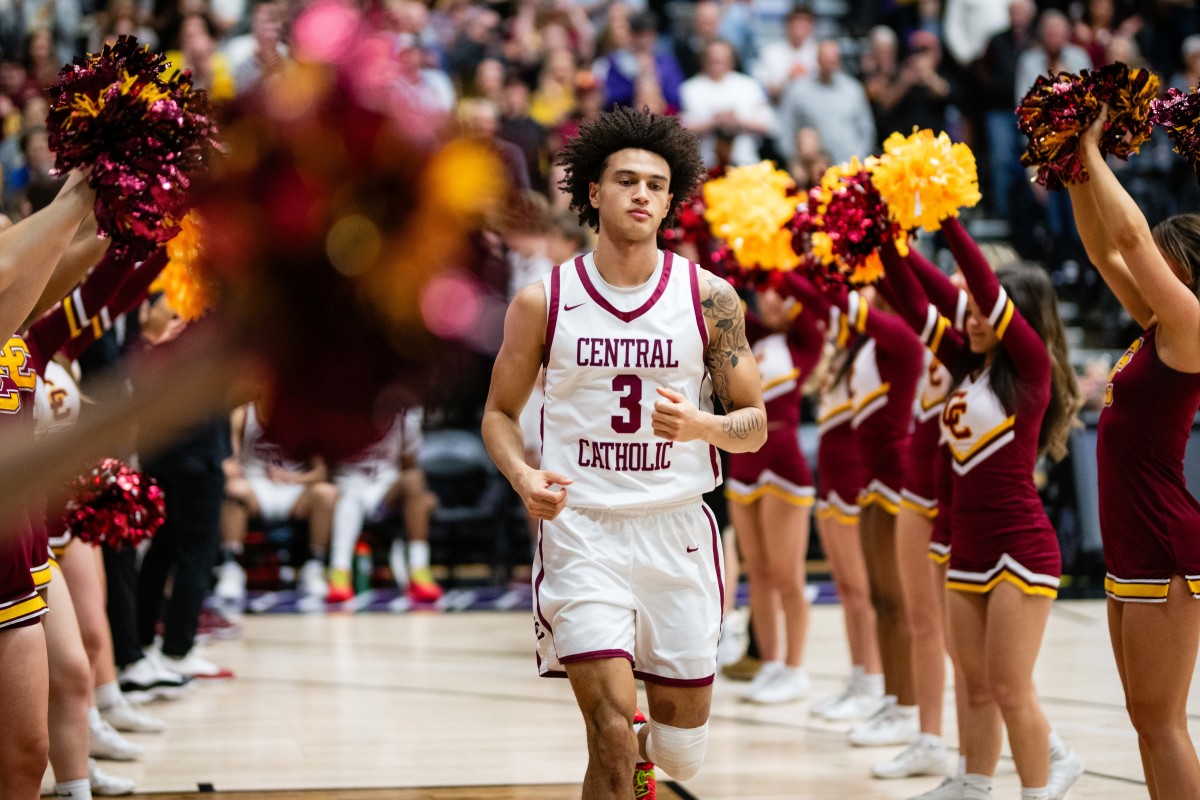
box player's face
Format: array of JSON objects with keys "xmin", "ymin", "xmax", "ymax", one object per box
[
  {"xmin": 964, "ymin": 292, "xmax": 999, "ymax": 354},
  {"xmin": 589, "ymin": 149, "xmax": 673, "ymax": 243}
]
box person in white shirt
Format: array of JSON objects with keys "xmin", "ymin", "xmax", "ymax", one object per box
[
  {"xmin": 752, "ymin": 4, "xmax": 818, "ymax": 104},
  {"xmin": 680, "ymin": 39, "xmax": 774, "ymax": 167},
  {"xmin": 1013, "ymin": 10, "xmax": 1091, "ymax": 104}
]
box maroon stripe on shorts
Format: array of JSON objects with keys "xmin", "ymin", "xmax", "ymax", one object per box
[
  {"xmin": 633, "ymin": 670, "xmax": 715, "ymax": 687},
  {"xmin": 543, "ymin": 265, "xmax": 561, "ymax": 367},
  {"xmin": 574, "ymin": 252, "xmax": 673, "ymax": 323},
  {"xmin": 559, "ymin": 649, "xmax": 634, "ymax": 665},
  {"xmin": 533, "ymin": 522, "xmax": 553, "ymax": 637},
  {"xmin": 702, "ymin": 504, "xmax": 724, "ymax": 622}
]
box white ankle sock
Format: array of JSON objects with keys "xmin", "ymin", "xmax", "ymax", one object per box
[
  {"xmin": 95, "ymin": 680, "xmax": 121, "ymax": 710},
  {"xmin": 895, "ymin": 703, "xmax": 918, "ymax": 719},
  {"xmin": 861, "ymin": 672, "xmax": 884, "ymax": 696},
  {"xmin": 851, "ymin": 664, "xmax": 866, "ymax": 681},
  {"xmin": 962, "ymin": 772, "xmax": 992, "ymax": 799},
  {"xmin": 408, "ymin": 540, "xmax": 430, "ymax": 572},
  {"xmin": 1048, "ymin": 728, "xmax": 1067, "ymax": 757},
  {"xmin": 956, "ymin": 755, "xmax": 967, "ymax": 776},
  {"xmin": 1021, "ymin": 788, "xmax": 1049, "ymax": 800},
  {"xmin": 56, "ymin": 779, "xmax": 91, "ymax": 799},
  {"xmin": 916, "ymin": 732, "xmax": 942, "ymax": 747}
]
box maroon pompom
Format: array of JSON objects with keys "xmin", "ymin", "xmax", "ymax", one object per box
[
  {"xmin": 62, "ymin": 458, "xmax": 165, "ymax": 548},
  {"xmin": 46, "ymin": 36, "xmax": 217, "ymax": 260},
  {"xmin": 1150, "ymin": 87, "xmax": 1200, "ymax": 183}
]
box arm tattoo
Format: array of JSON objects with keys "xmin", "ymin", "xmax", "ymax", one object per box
[
  {"xmin": 702, "ymin": 276, "xmax": 753, "ymax": 410},
  {"xmin": 722, "ymin": 409, "xmax": 765, "ymax": 440}
]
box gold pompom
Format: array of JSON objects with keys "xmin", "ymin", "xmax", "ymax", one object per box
[{"xmin": 868, "ymin": 128, "xmax": 981, "ymax": 232}]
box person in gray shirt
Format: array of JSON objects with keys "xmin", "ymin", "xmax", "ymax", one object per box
[
  {"xmin": 777, "ymin": 39, "xmax": 876, "ymax": 166},
  {"xmin": 1014, "ymin": 10, "xmax": 1091, "ymax": 104}
]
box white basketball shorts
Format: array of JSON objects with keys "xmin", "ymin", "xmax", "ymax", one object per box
[
  {"xmin": 248, "ymin": 476, "xmax": 305, "ymax": 524},
  {"xmin": 533, "ymin": 498, "xmax": 724, "ymax": 686}
]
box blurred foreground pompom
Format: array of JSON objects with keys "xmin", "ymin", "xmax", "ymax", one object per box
[
  {"xmin": 192, "ymin": 1, "xmax": 506, "ymax": 459},
  {"xmin": 62, "ymin": 458, "xmax": 165, "ymax": 548},
  {"xmin": 47, "ymin": 36, "xmax": 217, "ymax": 260},
  {"xmin": 869, "ymin": 129, "xmax": 981, "ymax": 232},
  {"xmin": 1150, "ymin": 87, "xmax": 1200, "ymax": 183},
  {"xmin": 1017, "ymin": 62, "xmax": 1158, "ymax": 189}
]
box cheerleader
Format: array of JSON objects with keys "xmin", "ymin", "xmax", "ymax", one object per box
[
  {"xmin": 908, "ymin": 218, "xmax": 1083, "ymax": 800},
  {"xmin": 784, "ymin": 274, "xmax": 924, "ymax": 742},
  {"xmin": 0, "ymin": 171, "xmax": 96, "ymax": 799},
  {"xmin": 725, "ymin": 285, "xmax": 823, "ymax": 704},
  {"xmin": 1069, "ymin": 108, "xmax": 1200, "ymax": 799}
]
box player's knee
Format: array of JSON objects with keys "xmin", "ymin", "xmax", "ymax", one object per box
[
  {"xmin": 584, "ymin": 708, "xmax": 636, "ymax": 759},
  {"xmin": 310, "ymin": 481, "xmax": 339, "ymax": 508},
  {"xmin": 645, "ymin": 719, "xmax": 708, "ymax": 781}
]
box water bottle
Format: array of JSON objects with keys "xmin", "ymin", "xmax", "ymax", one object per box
[{"xmin": 353, "ymin": 541, "xmax": 373, "ymax": 595}]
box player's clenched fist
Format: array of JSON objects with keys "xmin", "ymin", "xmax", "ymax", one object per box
[
  {"xmin": 516, "ymin": 469, "xmax": 573, "ymax": 521},
  {"xmin": 652, "ymin": 386, "xmax": 706, "ymax": 442}
]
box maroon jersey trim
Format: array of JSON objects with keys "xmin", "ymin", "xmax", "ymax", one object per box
[
  {"xmin": 703, "ymin": 504, "xmax": 724, "ymax": 623},
  {"xmin": 688, "ymin": 260, "xmax": 708, "ymax": 349},
  {"xmin": 573, "ymin": 250, "xmax": 674, "ymax": 323},
  {"xmin": 559, "ymin": 649, "xmax": 634, "ymax": 665},
  {"xmin": 543, "ymin": 264, "xmax": 561, "ymax": 368},
  {"xmin": 632, "ymin": 670, "xmax": 715, "ymax": 687}
]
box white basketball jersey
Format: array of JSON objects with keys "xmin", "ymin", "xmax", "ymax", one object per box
[
  {"xmin": 540, "ymin": 250, "xmax": 719, "ymax": 510},
  {"xmin": 336, "ymin": 409, "xmax": 422, "ymax": 480},
  {"xmin": 240, "ymin": 403, "xmax": 307, "ymax": 477}
]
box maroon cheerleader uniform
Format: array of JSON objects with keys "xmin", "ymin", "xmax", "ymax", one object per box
[{"xmin": 1098, "ymin": 325, "xmax": 1200, "ymax": 602}]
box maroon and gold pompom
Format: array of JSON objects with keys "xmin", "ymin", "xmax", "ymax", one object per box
[{"xmin": 1150, "ymin": 87, "xmax": 1200, "ymax": 183}]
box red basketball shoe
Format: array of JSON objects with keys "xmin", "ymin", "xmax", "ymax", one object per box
[
  {"xmin": 407, "ymin": 568, "xmax": 444, "ymax": 603},
  {"xmin": 633, "ymin": 710, "xmax": 657, "ymax": 799}
]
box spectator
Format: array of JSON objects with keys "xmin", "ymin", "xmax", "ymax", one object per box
[
  {"xmin": 472, "ymin": 56, "xmax": 506, "ymax": 105},
  {"xmin": 90, "ymin": 0, "xmax": 159, "ymax": 51},
  {"xmin": 4, "ymin": 123, "xmax": 53, "ymax": 210},
  {"xmin": 459, "ymin": 97, "xmax": 531, "ymax": 191},
  {"xmin": 594, "ymin": 11, "xmax": 683, "ymax": 109},
  {"xmin": 674, "ymin": 0, "xmax": 723, "ymax": 78},
  {"xmin": 977, "ymin": 0, "xmax": 1036, "ymax": 219},
  {"xmin": 942, "ymin": 0, "xmax": 1011, "ymax": 68},
  {"xmin": 1072, "ymin": 0, "xmax": 1136, "ymax": 68},
  {"xmin": 445, "ymin": 5, "xmax": 501, "ymax": 90},
  {"xmin": 1170, "ymin": 33, "xmax": 1200, "ymax": 91},
  {"xmin": 787, "ymin": 126, "xmax": 832, "ymax": 190},
  {"xmin": 1014, "ymin": 10, "xmax": 1091, "ymax": 104},
  {"xmin": 0, "ymin": 58, "xmax": 39, "ymax": 112},
  {"xmin": 862, "ymin": 24, "xmax": 902, "ymax": 143},
  {"xmin": 550, "ymin": 69, "xmax": 603, "ymax": 151},
  {"xmin": 877, "ymin": 30, "xmax": 953, "ymax": 137},
  {"xmin": 395, "ymin": 32, "xmax": 456, "ymax": 118},
  {"xmin": 162, "ymin": 14, "xmax": 236, "ymax": 102},
  {"xmin": 24, "ymin": 28, "xmax": 60, "ymax": 90},
  {"xmin": 223, "ymin": 0, "xmax": 289, "ymax": 94},
  {"xmin": 530, "ymin": 48, "xmax": 578, "ymax": 129},
  {"xmin": 777, "ymin": 39, "xmax": 875, "ymax": 165},
  {"xmin": 680, "ymin": 39, "xmax": 773, "ymax": 167},
  {"xmin": 498, "ymin": 74, "xmax": 546, "ymax": 191},
  {"xmin": 0, "ymin": 93, "xmax": 47, "ymax": 203},
  {"xmin": 752, "ymin": 4, "xmax": 818, "ymax": 104}
]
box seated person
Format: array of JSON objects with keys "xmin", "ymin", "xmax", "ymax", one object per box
[
  {"xmin": 327, "ymin": 409, "xmax": 441, "ymax": 603},
  {"xmin": 215, "ymin": 402, "xmax": 338, "ymax": 605}
]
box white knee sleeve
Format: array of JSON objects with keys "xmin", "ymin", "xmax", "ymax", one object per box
[{"xmin": 645, "ymin": 719, "xmax": 708, "ymax": 781}]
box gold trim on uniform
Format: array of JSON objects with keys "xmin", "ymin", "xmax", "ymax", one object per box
[
  {"xmin": 0, "ymin": 591, "xmax": 48, "ymax": 627},
  {"xmin": 928, "ymin": 542, "xmax": 951, "ymax": 565},
  {"xmin": 947, "ymin": 554, "xmax": 1059, "ymax": 599},
  {"xmin": 1101, "ymin": 572, "xmax": 1200, "ymax": 603},
  {"xmin": 726, "ymin": 473, "xmax": 816, "ymax": 508},
  {"xmin": 31, "ymin": 560, "xmax": 52, "ymax": 588},
  {"xmin": 762, "ymin": 369, "xmax": 800, "ymax": 393}
]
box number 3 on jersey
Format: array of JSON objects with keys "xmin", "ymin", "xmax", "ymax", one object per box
[
  {"xmin": 611, "ymin": 374, "xmax": 642, "ymax": 433},
  {"xmin": 0, "ymin": 337, "xmax": 34, "ymax": 414}
]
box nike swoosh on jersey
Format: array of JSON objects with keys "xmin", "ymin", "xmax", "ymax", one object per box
[
  {"xmin": 564, "ymin": 302, "xmax": 586, "ymax": 311},
  {"xmin": 686, "ymin": 546, "xmax": 699, "ymax": 553}
]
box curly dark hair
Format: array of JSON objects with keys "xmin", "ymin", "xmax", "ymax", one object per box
[{"xmin": 557, "ymin": 106, "xmax": 705, "ymax": 232}]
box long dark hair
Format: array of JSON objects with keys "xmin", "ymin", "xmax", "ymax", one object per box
[{"xmin": 952, "ymin": 262, "xmax": 1081, "ymax": 461}]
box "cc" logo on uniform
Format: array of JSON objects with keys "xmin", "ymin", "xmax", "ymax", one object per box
[{"xmin": 942, "ymin": 394, "xmax": 972, "ymax": 440}]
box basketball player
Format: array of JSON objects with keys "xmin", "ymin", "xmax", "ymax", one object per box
[
  {"xmin": 482, "ymin": 107, "xmax": 766, "ymax": 799},
  {"xmin": 326, "ymin": 409, "xmax": 442, "ymax": 604},
  {"xmin": 217, "ymin": 402, "xmax": 338, "ymax": 605},
  {"xmin": 1070, "ymin": 108, "xmax": 1200, "ymax": 800},
  {"xmin": 725, "ymin": 286, "xmax": 823, "ymax": 704}
]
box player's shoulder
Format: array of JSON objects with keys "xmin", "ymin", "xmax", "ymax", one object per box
[
  {"xmin": 693, "ymin": 268, "xmax": 740, "ymax": 315},
  {"xmin": 511, "ymin": 279, "xmax": 548, "ymax": 317}
]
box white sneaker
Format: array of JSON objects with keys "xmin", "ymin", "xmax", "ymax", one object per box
[
  {"xmin": 100, "ymin": 694, "xmax": 165, "ymax": 733},
  {"xmin": 811, "ymin": 676, "xmax": 855, "ymax": 717},
  {"xmin": 872, "ymin": 734, "xmax": 948, "ymax": 778},
  {"xmin": 88, "ymin": 707, "xmax": 142, "ymax": 761},
  {"xmin": 160, "ymin": 649, "xmax": 234, "ymax": 680},
  {"xmin": 118, "ymin": 656, "xmax": 193, "ymax": 703},
  {"xmin": 214, "ymin": 559, "xmax": 247, "ymax": 606},
  {"xmin": 746, "ymin": 666, "xmax": 811, "ymax": 704},
  {"xmin": 823, "ymin": 686, "xmax": 887, "ymax": 721},
  {"xmin": 89, "ymin": 759, "xmax": 136, "ymax": 795},
  {"xmin": 908, "ymin": 776, "xmax": 969, "ymax": 800},
  {"xmin": 1048, "ymin": 746, "xmax": 1085, "ymax": 799},
  {"xmin": 389, "ymin": 539, "xmax": 408, "ymax": 590},
  {"xmin": 299, "ymin": 559, "xmax": 328, "ymax": 599},
  {"xmin": 849, "ymin": 697, "xmax": 919, "ymax": 747},
  {"xmin": 736, "ymin": 660, "xmax": 784, "ymax": 700}
]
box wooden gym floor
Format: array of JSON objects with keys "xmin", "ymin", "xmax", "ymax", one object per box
[{"xmin": 91, "ymin": 601, "xmax": 1164, "ymax": 799}]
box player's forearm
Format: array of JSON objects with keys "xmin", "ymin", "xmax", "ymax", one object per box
[
  {"xmin": 704, "ymin": 406, "xmax": 766, "ymax": 453},
  {"xmin": 482, "ymin": 409, "xmax": 533, "ymax": 488}
]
